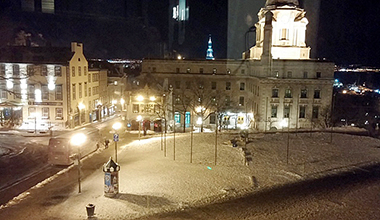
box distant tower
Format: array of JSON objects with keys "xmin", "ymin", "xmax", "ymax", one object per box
[{"xmin": 206, "ymin": 35, "xmax": 215, "ymax": 60}]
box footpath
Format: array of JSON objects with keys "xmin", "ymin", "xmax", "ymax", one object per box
[{"xmin": 1, "ymin": 131, "xmax": 380, "ymax": 220}]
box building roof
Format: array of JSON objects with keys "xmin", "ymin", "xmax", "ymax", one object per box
[
  {"xmin": 265, "ymin": 0, "xmax": 299, "ymax": 7},
  {"xmin": 0, "ymin": 46, "xmax": 73, "ymax": 64}
]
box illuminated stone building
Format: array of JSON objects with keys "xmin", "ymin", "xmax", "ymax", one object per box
[
  {"xmin": 137, "ymin": 0, "xmax": 334, "ymax": 132},
  {"xmin": 0, "ymin": 42, "xmax": 104, "ymax": 130}
]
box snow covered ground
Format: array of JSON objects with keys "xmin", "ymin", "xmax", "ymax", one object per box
[{"xmin": 1, "ymin": 128, "xmax": 380, "ymax": 219}]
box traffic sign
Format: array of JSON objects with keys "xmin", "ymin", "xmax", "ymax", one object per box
[{"xmin": 113, "ymin": 134, "xmax": 119, "ymax": 142}]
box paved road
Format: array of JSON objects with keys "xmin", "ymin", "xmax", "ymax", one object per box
[{"xmin": 137, "ymin": 164, "xmax": 380, "ymax": 220}]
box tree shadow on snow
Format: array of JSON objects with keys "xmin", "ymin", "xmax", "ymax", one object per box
[{"xmin": 115, "ymin": 193, "xmax": 174, "ymax": 208}]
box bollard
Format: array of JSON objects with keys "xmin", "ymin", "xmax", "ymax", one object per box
[{"xmin": 86, "ymin": 203, "xmax": 95, "ymax": 218}]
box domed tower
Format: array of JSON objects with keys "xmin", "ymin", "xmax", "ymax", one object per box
[{"xmin": 246, "ymin": 0, "xmax": 310, "ymax": 60}]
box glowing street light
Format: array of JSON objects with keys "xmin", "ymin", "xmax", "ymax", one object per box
[
  {"xmin": 150, "ymin": 96, "xmax": 156, "ymax": 101},
  {"xmin": 136, "ymin": 95, "xmax": 144, "ymax": 102},
  {"xmin": 70, "ymin": 133, "xmax": 87, "ymax": 193},
  {"xmin": 112, "ymin": 122, "xmax": 122, "ymax": 162}
]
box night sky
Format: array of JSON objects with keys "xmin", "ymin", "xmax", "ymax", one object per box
[{"xmin": 0, "ymin": 0, "xmax": 380, "ymax": 66}]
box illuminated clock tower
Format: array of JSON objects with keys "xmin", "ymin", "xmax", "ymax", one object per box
[{"xmin": 247, "ymin": 0, "xmax": 311, "ymax": 60}]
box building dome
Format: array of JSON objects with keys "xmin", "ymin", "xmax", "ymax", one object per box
[{"xmin": 265, "ymin": 0, "xmax": 299, "ymax": 7}]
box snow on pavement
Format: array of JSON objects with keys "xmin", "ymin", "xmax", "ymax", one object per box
[{"xmin": 2, "ymin": 130, "xmax": 380, "ymax": 219}]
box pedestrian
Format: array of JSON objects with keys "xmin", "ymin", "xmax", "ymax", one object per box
[{"xmin": 104, "ymin": 139, "xmax": 110, "ymax": 149}]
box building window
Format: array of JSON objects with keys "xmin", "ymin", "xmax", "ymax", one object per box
[
  {"xmin": 175, "ymin": 81, "xmax": 181, "ymax": 89},
  {"xmin": 198, "ymin": 82, "xmax": 204, "ymax": 89},
  {"xmin": 88, "ymin": 87, "xmax": 91, "ymax": 96},
  {"xmin": 284, "ymin": 105, "xmax": 290, "ymax": 118},
  {"xmin": 312, "ymin": 106, "xmax": 319, "ymax": 119},
  {"xmin": 314, "ymin": 90, "xmax": 321, "ymax": 99},
  {"xmin": 213, "ymin": 68, "xmax": 217, "ymax": 74},
  {"xmin": 240, "ymin": 82, "xmax": 245, "ymax": 91},
  {"xmin": 88, "ymin": 73, "xmax": 91, "ymax": 83},
  {"xmin": 72, "ymin": 66, "xmax": 75, "ymax": 77},
  {"xmin": 272, "ymin": 88, "xmax": 279, "ymax": 98},
  {"xmin": 285, "ymin": 88, "xmax": 292, "ymax": 98},
  {"xmin": 28, "ymin": 107, "xmax": 36, "ymax": 117},
  {"xmin": 299, "ymin": 106, "xmax": 306, "ymax": 118},
  {"xmin": 27, "ymin": 65, "xmax": 34, "ymax": 76},
  {"xmin": 303, "ymin": 71, "xmax": 308, "ymax": 78},
  {"xmin": 316, "ymin": 72, "xmax": 321, "ymax": 78},
  {"xmin": 241, "ymin": 69, "xmax": 245, "ymax": 74},
  {"xmin": 84, "ymin": 66, "xmax": 87, "ymax": 76},
  {"xmin": 239, "ymin": 96, "xmax": 244, "ymax": 106},
  {"xmin": 186, "ymin": 68, "xmax": 191, "ymax": 73},
  {"xmin": 186, "ymin": 81, "xmax": 191, "ymax": 89},
  {"xmin": 199, "ymin": 68, "xmax": 203, "ymax": 74},
  {"xmin": 54, "ymin": 66, "xmax": 61, "ymax": 76},
  {"xmin": 225, "ymin": 96, "xmax": 230, "ymax": 106},
  {"xmin": 210, "ymin": 114, "xmax": 216, "ymax": 124},
  {"xmin": 55, "ymin": 85, "xmax": 62, "ymax": 100},
  {"xmin": 271, "ymin": 105, "xmax": 278, "ymax": 118},
  {"xmin": 211, "ymin": 82, "xmax": 216, "ymax": 90},
  {"xmin": 41, "ymin": 0, "xmax": 55, "ymax": 14},
  {"xmin": 13, "ymin": 65, "xmax": 20, "ymax": 75},
  {"xmin": 273, "ymin": 71, "xmax": 279, "ymax": 78},
  {"xmin": 78, "ymin": 66, "xmax": 81, "ymax": 76},
  {"xmin": 28, "ymin": 84, "xmax": 35, "ymax": 99},
  {"xmin": 226, "ymin": 82, "xmax": 231, "ymax": 90},
  {"xmin": 42, "ymin": 107, "xmax": 49, "ymax": 119},
  {"xmin": 300, "ymin": 89, "xmax": 307, "ymax": 98},
  {"xmin": 287, "ymin": 71, "xmax": 292, "ymax": 78},
  {"xmin": 176, "ymin": 68, "xmax": 180, "ymax": 73},
  {"xmin": 133, "ymin": 104, "xmax": 139, "ymax": 113},
  {"xmin": 55, "ymin": 108, "xmax": 63, "ymax": 120},
  {"xmin": 41, "ymin": 66, "xmax": 47, "ymax": 76},
  {"xmin": 42, "ymin": 85, "xmax": 49, "ymax": 100},
  {"xmin": 280, "ymin": 28, "xmax": 289, "ymax": 40},
  {"xmin": 14, "ymin": 83, "xmax": 21, "ymax": 98},
  {"xmin": 84, "ymin": 83, "xmax": 87, "ymax": 97},
  {"xmin": 0, "ymin": 64, "xmax": 5, "ymax": 76},
  {"xmin": 72, "ymin": 84, "xmax": 76, "ymax": 100},
  {"xmin": 79, "ymin": 83, "xmax": 82, "ymax": 98}
]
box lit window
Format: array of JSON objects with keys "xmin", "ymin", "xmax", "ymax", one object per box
[
  {"xmin": 42, "ymin": 107, "xmax": 49, "ymax": 119},
  {"xmin": 272, "ymin": 88, "xmax": 279, "ymax": 98},
  {"xmin": 271, "ymin": 105, "xmax": 277, "ymax": 118},
  {"xmin": 284, "ymin": 105, "xmax": 290, "ymax": 118},
  {"xmin": 55, "ymin": 85, "xmax": 62, "ymax": 100},
  {"xmin": 285, "ymin": 88, "xmax": 292, "ymax": 98},
  {"xmin": 239, "ymin": 96, "xmax": 244, "ymax": 106},
  {"xmin": 55, "ymin": 108, "xmax": 63, "ymax": 120}
]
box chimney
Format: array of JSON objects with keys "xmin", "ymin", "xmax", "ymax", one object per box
[{"xmin": 71, "ymin": 42, "xmax": 83, "ymax": 53}]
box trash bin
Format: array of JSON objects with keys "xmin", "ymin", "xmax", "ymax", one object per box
[{"xmin": 86, "ymin": 203, "xmax": 95, "ymax": 217}]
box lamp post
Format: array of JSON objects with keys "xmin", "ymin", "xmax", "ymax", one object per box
[
  {"xmin": 112, "ymin": 122, "xmax": 122, "ymax": 162},
  {"xmin": 70, "ymin": 133, "xmax": 87, "ymax": 193},
  {"xmin": 31, "ymin": 112, "xmax": 38, "ymax": 133},
  {"xmin": 137, "ymin": 115, "xmax": 142, "ymax": 141}
]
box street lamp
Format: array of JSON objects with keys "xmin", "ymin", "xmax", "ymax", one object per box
[
  {"xmin": 112, "ymin": 122, "xmax": 122, "ymax": 162},
  {"xmin": 70, "ymin": 133, "xmax": 87, "ymax": 193},
  {"xmin": 137, "ymin": 115, "xmax": 142, "ymax": 140},
  {"xmin": 30, "ymin": 112, "xmax": 38, "ymax": 134}
]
